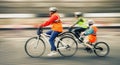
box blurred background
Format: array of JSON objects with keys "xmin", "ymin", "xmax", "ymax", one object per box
[
  {"xmin": 0, "ymin": 1, "xmax": 120, "ymax": 65},
  {"xmin": 0, "ymin": 0, "xmax": 120, "ymax": 29}
]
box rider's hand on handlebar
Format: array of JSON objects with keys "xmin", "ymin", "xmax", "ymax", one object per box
[{"xmin": 37, "ymin": 27, "xmax": 42, "ymax": 35}]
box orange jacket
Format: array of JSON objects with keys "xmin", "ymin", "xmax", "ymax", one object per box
[
  {"xmin": 84, "ymin": 25, "xmax": 98, "ymax": 43},
  {"xmin": 88, "ymin": 26, "xmax": 98, "ymax": 43},
  {"xmin": 40, "ymin": 13, "xmax": 63, "ymax": 32}
]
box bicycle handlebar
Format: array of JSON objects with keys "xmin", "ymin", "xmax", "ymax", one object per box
[{"xmin": 37, "ymin": 27, "xmax": 43, "ymax": 35}]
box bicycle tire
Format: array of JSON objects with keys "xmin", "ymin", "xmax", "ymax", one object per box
[
  {"xmin": 57, "ymin": 36, "xmax": 78, "ymax": 57},
  {"xmin": 60, "ymin": 31, "xmax": 75, "ymax": 38},
  {"xmin": 94, "ymin": 42, "xmax": 110, "ymax": 57},
  {"xmin": 25, "ymin": 37, "xmax": 46, "ymax": 58},
  {"xmin": 60, "ymin": 31, "xmax": 83, "ymax": 43}
]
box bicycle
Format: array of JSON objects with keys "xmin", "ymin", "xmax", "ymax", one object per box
[
  {"xmin": 61, "ymin": 27, "xmax": 110, "ymax": 57},
  {"xmin": 24, "ymin": 28, "xmax": 78, "ymax": 58}
]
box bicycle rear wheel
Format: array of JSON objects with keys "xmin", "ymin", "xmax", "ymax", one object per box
[
  {"xmin": 25, "ymin": 37, "xmax": 46, "ymax": 58},
  {"xmin": 57, "ymin": 36, "xmax": 78, "ymax": 57},
  {"xmin": 94, "ymin": 42, "xmax": 110, "ymax": 57}
]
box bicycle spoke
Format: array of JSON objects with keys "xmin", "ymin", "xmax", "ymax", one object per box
[
  {"xmin": 94, "ymin": 42, "xmax": 110, "ymax": 57},
  {"xmin": 57, "ymin": 36, "xmax": 78, "ymax": 57},
  {"xmin": 25, "ymin": 37, "xmax": 46, "ymax": 58}
]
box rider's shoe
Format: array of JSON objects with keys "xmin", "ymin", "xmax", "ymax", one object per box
[{"xmin": 47, "ymin": 51, "xmax": 58, "ymax": 56}]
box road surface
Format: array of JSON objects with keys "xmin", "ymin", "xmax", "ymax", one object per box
[{"xmin": 0, "ymin": 28, "xmax": 120, "ymax": 65}]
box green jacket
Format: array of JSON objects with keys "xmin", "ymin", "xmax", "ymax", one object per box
[{"xmin": 76, "ymin": 17, "xmax": 88, "ymax": 28}]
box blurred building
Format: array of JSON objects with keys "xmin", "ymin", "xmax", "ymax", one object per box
[
  {"xmin": 0, "ymin": 0, "xmax": 120, "ymax": 13},
  {"xmin": 0, "ymin": 0, "xmax": 120, "ymax": 29}
]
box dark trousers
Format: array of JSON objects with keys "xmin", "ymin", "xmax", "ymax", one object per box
[{"xmin": 74, "ymin": 27, "xmax": 87, "ymax": 38}]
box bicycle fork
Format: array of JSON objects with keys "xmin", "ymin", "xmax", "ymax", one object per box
[{"xmin": 34, "ymin": 36, "xmax": 40, "ymax": 49}]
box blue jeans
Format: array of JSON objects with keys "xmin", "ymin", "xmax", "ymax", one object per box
[{"xmin": 46, "ymin": 30, "xmax": 61, "ymax": 51}]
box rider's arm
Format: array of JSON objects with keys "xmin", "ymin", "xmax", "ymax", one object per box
[
  {"xmin": 84, "ymin": 28, "xmax": 94, "ymax": 36},
  {"xmin": 40, "ymin": 15, "xmax": 58, "ymax": 27},
  {"xmin": 71, "ymin": 20, "xmax": 78, "ymax": 27},
  {"xmin": 71, "ymin": 18, "xmax": 81, "ymax": 27}
]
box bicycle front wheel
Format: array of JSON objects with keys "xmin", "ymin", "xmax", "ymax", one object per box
[
  {"xmin": 94, "ymin": 42, "xmax": 110, "ymax": 57},
  {"xmin": 57, "ymin": 36, "xmax": 78, "ymax": 57},
  {"xmin": 60, "ymin": 32, "xmax": 75, "ymax": 38},
  {"xmin": 25, "ymin": 37, "xmax": 46, "ymax": 58}
]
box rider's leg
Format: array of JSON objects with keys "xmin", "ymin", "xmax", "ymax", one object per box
[
  {"xmin": 83, "ymin": 36, "xmax": 93, "ymax": 48},
  {"xmin": 46, "ymin": 30, "xmax": 52, "ymax": 35},
  {"xmin": 48, "ymin": 30, "xmax": 60, "ymax": 51},
  {"xmin": 74, "ymin": 27, "xmax": 86, "ymax": 38},
  {"xmin": 46, "ymin": 30, "xmax": 61, "ymax": 56},
  {"xmin": 83, "ymin": 36, "xmax": 93, "ymax": 53}
]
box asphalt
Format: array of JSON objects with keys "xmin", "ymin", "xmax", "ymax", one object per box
[{"xmin": 0, "ymin": 28, "xmax": 120, "ymax": 65}]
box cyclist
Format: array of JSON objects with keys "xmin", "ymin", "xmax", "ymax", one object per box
[
  {"xmin": 69, "ymin": 12, "xmax": 88, "ymax": 39},
  {"xmin": 37, "ymin": 7, "xmax": 63, "ymax": 56},
  {"xmin": 81, "ymin": 20, "xmax": 98, "ymax": 45}
]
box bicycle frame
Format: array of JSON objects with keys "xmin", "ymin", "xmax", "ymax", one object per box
[
  {"xmin": 62, "ymin": 31, "xmax": 95, "ymax": 50},
  {"xmin": 38, "ymin": 33, "xmax": 68, "ymax": 49}
]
